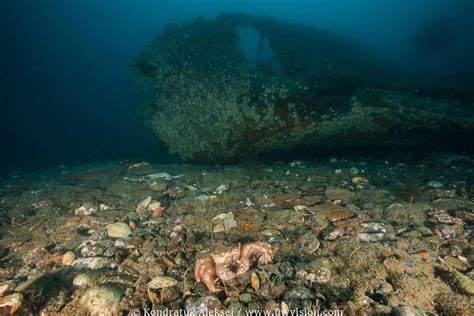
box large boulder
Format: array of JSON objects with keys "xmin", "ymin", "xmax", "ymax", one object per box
[{"xmin": 133, "ymin": 13, "xmax": 474, "ymax": 162}]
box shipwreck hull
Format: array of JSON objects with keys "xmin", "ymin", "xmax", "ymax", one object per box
[{"xmin": 133, "ymin": 13, "xmax": 474, "ymax": 162}]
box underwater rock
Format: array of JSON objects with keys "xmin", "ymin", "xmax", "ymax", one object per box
[
  {"xmin": 133, "ymin": 13, "xmax": 474, "ymax": 162},
  {"xmin": 446, "ymin": 270, "xmax": 474, "ymax": 296},
  {"xmin": 284, "ymin": 285, "xmax": 315, "ymax": 301}
]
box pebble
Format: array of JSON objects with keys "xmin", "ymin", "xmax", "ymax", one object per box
[
  {"xmin": 105, "ymin": 222, "xmax": 132, "ymax": 238},
  {"xmin": 435, "ymin": 226, "xmax": 456, "ymax": 239},
  {"xmin": 149, "ymin": 181, "xmax": 168, "ymax": 192},
  {"xmin": 75, "ymin": 203, "xmax": 97, "ymax": 216},
  {"xmin": 71, "ymin": 257, "xmax": 112, "ymax": 270},
  {"xmin": 284, "ymin": 285, "xmax": 315, "ymax": 301},
  {"xmin": 447, "ymin": 270, "xmax": 474, "ymax": 296},
  {"xmin": 358, "ymin": 233, "xmax": 386, "ymax": 242},
  {"xmin": 147, "ymin": 276, "xmax": 178, "ymax": 289},
  {"xmin": 211, "ymin": 212, "xmax": 237, "ymax": 233},
  {"xmin": 195, "ymin": 194, "xmax": 211, "ymax": 202},
  {"xmin": 429, "ymin": 210, "xmax": 463, "ymax": 225},
  {"xmin": 185, "ymin": 295, "xmax": 221, "ymax": 316},
  {"xmin": 136, "ymin": 196, "xmax": 152, "ymax": 213},
  {"xmin": 443, "ymin": 256, "xmax": 470, "ymax": 272},
  {"xmin": 455, "ymin": 211, "xmax": 474, "ymax": 223},
  {"xmin": 81, "ymin": 244, "xmax": 106, "ymax": 257},
  {"xmin": 61, "ymin": 251, "xmax": 76, "ymax": 266},
  {"xmin": 148, "ymin": 201, "xmax": 161, "ymax": 211},
  {"xmin": 296, "ymin": 232, "xmax": 320, "ymax": 255},
  {"xmin": 326, "ymin": 208, "xmax": 354, "ymax": 222},
  {"xmin": 164, "ymin": 187, "xmax": 186, "ymax": 199},
  {"xmin": 296, "ymin": 266, "xmax": 331, "ymax": 286},
  {"xmin": 239, "ymin": 292, "xmax": 256, "ymax": 303},
  {"xmin": 114, "ymin": 239, "xmax": 126, "ymax": 248},
  {"xmin": 427, "ymin": 180, "xmax": 444, "ymax": 188},
  {"xmin": 279, "ymin": 261, "xmax": 296, "ymax": 279},
  {"xmin": 215, "ymin": 184, "xmax": 227, "ymax": 194},
  {"xmin": 259, "ymin": 229, "xmax": 284, "ymax": 243}
]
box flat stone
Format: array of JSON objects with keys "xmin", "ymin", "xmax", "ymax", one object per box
[
  {"xmin": 326, "ymin": 208, "xmax": 355, "ymax": 222},
  {"xmin": 324, "ymin": 186, "xmax": 354, "ymax": 202},
  {"xmin": 274, "ymin": 193, "xmax": 302, "ymax": 208},
  {"xmin": 147, "ymin": 276, "xmax": 178, "ymax": 289}
]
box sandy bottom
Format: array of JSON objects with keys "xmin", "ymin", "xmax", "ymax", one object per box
[{"xmin": 0, "ymin": 153, "xmax": 473, "ymax": 315}]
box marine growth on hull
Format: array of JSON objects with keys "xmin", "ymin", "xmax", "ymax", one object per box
[{"xmin": 133, "ymin": 13, "xmax": 474, "ymax": 163}]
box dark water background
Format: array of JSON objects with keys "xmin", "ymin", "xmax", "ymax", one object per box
[{"xmin": 2, "ymin": 0, "xmax": 474, "ymax": 174}]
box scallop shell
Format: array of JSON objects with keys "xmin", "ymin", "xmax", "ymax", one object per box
[{"xmin": 251, "ymin": 272, "xmax": 260, "ymax": 291}]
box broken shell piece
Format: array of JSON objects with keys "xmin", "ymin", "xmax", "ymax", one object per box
[
  {"xmin": 212, "ymin": 212, "xmax": 237, "ymax": 233},
  {"xmin": 294, "ymin": 205, "xmax": 309, "ymax": 213},
  {"xmin": 0, "ymin": 293, "xmax": 23, "ymax": 314},
  {"xmin": 136, "ymin": 196, "xmax": 152, "ymax": 213},
  {"xmin": 251, "ymin": 272, "xmax": 260, "ymax": 291},
  {"xmin": 352, "ymin": 177, "xmax": 369, "ymax": 184},
  {"xmin": 147, "ymin": 276, "xmax": 177, "ymax": 289},
  {"xmin": 71, "ymin": 257, "xmax": 112, "ymax": 270},
  {"xmin": 148, "ymin": 201, "xmax": 161, "ymax": 210}
]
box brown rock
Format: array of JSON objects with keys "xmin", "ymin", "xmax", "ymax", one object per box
[
  {"xmin": 165, "ymin": 187, "xmax": 186, "ymax": 199},
  {"xmin": 327, "ymin": 209, "xmax": 354, "ymax": 222},
  {"xmin": 297, "ymin": 196, "xmax": 322, "ymax": 206},
  {"xmin": 455, "ymin": 211, "xmax": 474, "ymax": 223},
  {"xmin": 274, "ymin": 193, "xmax": 301, "ymax": 208},
  {"xmin": 324, "ymin": 186, "xmax": 354, "ymax": 203},
  {"xmin": 149, "ymin": 181, "xmax": 168, "ymax": 192}
]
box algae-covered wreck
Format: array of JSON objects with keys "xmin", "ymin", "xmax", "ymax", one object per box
[{"xmin": 133, "ymin": 13, "xmax": 474, "ymax": 162}]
